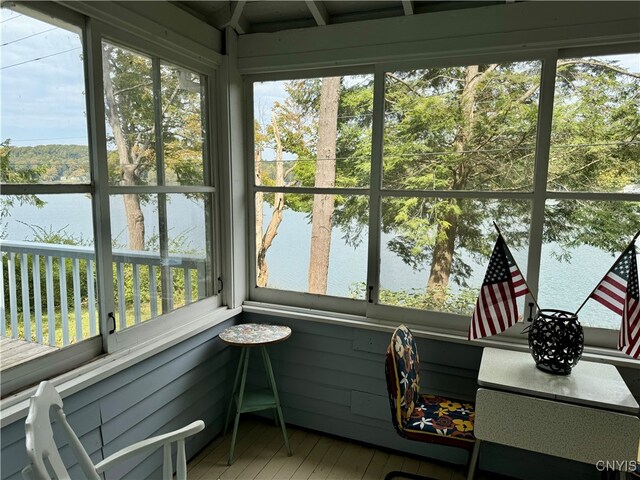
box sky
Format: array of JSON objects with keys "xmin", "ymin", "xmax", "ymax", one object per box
[
  {"xmin": 1, "ymin": 8, "xmax": 88, "ymax": 147},
  {"xmin": 1, "ymin": 6, "xmax": 638, "ymax": 151}
]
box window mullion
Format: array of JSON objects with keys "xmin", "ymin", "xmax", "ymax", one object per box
[
  {"xmin": 525, "ymin": 50, "xmax": 558, "ymax": 313},
  {"xmin": 85, "ymin": 19, "xmax": 115, "ymax": 353},
  {"xmin": 365, "ymin": 65, "xmax": 386, "ymax": 312},
  {"xmin": 152, "ymin": 58, "xmax": 172, "ymax": 313},
  {"xmin": 204, "ymin": 74, "xmax": 217, "ymax": 300},
  {"xmin": 246, "ymin": 78, "xmax": 257, "ymax": 300}
]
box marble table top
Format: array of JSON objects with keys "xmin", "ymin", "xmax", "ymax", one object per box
[{"xmin": 220, "ymin": 323, "xmax": 292, "ymax": 346}]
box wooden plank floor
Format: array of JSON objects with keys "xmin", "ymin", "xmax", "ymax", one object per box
[
  {"xmin": 0, "ymin": 336, "xmax": 57, "ymax": 370},
  {"xmin": 188, "ymin": 416, "xmax": 498, "ymax": 480}
]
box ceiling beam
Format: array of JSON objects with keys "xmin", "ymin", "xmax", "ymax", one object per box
[
  {"xmin": 305, "ymin": 1, "xmax": 330, "ymax": 26},
  {"xmin": 402, "ymin": 1, "xmax": 414, "ymax": 15},
  {"xmin": 229, "ymin": 1, "xmax": 249, "ymax": 34}
]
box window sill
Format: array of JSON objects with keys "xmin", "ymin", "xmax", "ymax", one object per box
[
  {"xmin": 242, "ymin": 301, "xmax": 640, "ymax": 369},
  {"xmin": 0, "ymin": 305, "xmax": 241, "ymax": 427}
]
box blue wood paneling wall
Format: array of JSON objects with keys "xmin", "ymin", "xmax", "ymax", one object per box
[
  {"xmin": 243, "ymin": 312, "xmax": 603, "ymax": 480},
  {"xmin": 3, "ymin": 309, "xmax": 635, "ymax": 480},
  {"xmin": 0, "ymin": 316, "xmax": 238, "ymax": 480}
]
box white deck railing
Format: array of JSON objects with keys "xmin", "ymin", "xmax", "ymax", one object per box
[{"xmin": 1, "ymin": 240, "xmax": 206, "ymax": 348}]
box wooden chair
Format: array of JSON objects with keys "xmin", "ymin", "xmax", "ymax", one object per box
[
  {"xmin": 384, "ymin": 325, "xmax": 480, "ymax": 480},
  {"xmin": 22, "ymin": 381, "xmax": 204, "ymax": 480}
]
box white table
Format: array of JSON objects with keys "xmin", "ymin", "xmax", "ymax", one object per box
[{"xmin": 474, "ymin": 348, "xmax": 640, "ymax": 476}]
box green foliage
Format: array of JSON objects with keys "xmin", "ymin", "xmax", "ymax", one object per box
[
  {"xmin": 255, "ymin": 58, "xmax": 640, "ymax": 312},
  {"xmin": 3, "ymin": 143, "xmax": 89, "ymax": 183},
  {"xmin": 545, "ymin": 58, "xmax": 640, "ymax": 254},
  {"xmin": 0, "ymin": 140, "xmax": 46, "ymax": 239},
  {"xmin": 104, "ymin": 46, "xmax": 206, "ymax": 188},
  {"xmin": 350, "ymin": 282, "xmax": 479, "ymax": 315}
]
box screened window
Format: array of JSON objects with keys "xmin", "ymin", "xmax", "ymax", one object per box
[
  {"xmin": 252, "ymin": 75, "xmax": 373, "ymax": 298},
  {"xmin": 249, "ymin": 53, "xmax": 640, "ymax": 337},
  {"xmin": 380, "ymin": 62, "xmax": 540, "ymax": 315},
  {"xmin": 539, "ymin": 52, "xmax": 640, "ymax": 329},
  {"xmin": 0, "ymin": 10, "xmax": 99, "ymax": 356},
  {"xmin": 102, "ymin": 41, "xmax": 215, "ymax": 331},
  {"xmin": 0, "ymin": 6, "xmax": 219, "ymax": 393}
]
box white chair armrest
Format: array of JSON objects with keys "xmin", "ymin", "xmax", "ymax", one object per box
[{"xmin": 94, "ymin": 420, "xmax": 205, "ymax": 474}]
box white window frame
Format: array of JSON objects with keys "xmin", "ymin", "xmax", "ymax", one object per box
[
  {"xmin": 91, "ymin": 20, "xmax": 222, "ymax": 353},
  {"xmin": 245, "ymin": 45, "xmax": 640, "ymax": 352},
  {"xmin": 0, "ymin": 2, "xmax": 224, "ymax": 396}
]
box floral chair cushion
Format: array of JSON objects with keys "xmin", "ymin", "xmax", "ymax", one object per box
[
  {"xmin": 387, "ymin": 325, "xmax": 421, "ymax": 427},
  {"xmin": 385, "ymin": 325, "xmax": 476, "ymax": 450},
  {"xmin": 403, "ymin": 393, "xmax": 476, "ymax": 448}
]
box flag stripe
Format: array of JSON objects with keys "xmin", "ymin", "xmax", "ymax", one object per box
[
  {"xmin": 492, "ymin": 283, "xmax": 508, "ymax": 332},
  {"xmin": 628, "ymin": 299, "xmax": 640, "ymax": 339},
  {"xmin": 479, "ymin": 290, "xmax": 492, "ymax": 337},
  {"xmin": 592, "ymin": 289, "xmax": 625, "ymax": 316},
  {"xmin": 595, "ymin": 284, "xmax": 625, "ymax": 306},
  {"xmin": 603, "ymin": 273, "xmax": 627, "ymax": 293},
  {"xmin": 469, "ymin": 235, "xmax": 529, "ymax": 340},
  {"xmin": 485, "ymin": 286, "xmax": 501, "ymax": 335}
]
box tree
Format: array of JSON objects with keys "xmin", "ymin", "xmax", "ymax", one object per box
[
  {"xmin": 102, "ymin": 44, "xmax": 154, "ymax": 250},
  {"xmin": 254, "ymin": 76, "xmax": 372, "ymax": 292},
  {"xmin": 102, "ymin": 44, "xmax": 206, "ymax": 250},
  {"xmin": 254, "ymin": 58, "xmax": 639, "ymax": 312},
  {"xmin": 256, "ymin": 116, "xmax": 287, "ymax": 287},
  {"xmin": 308, "ymin": 77, "xmax": 340, "ymax": 294},
  {"xmin": 0, "ymin": 140, "xmax": 46, "ymax": 239}
]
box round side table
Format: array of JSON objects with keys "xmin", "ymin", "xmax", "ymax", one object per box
[{"xmin": 220, "ymin": 323, "xmax": 292, "ymax": 465}]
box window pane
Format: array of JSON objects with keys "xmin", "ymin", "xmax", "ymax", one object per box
[
  {"xmin": 161, "ymin": 63, "xmax": 206, "ymax": 186},
  {"xmin": 255, "ymin": 193, "xmax": 369, "ymax": 298},
  {"xmin": 103, "ymin": 42, "xmax": 157, "ymax": 186},
  {"xmin": 540, "ymin": 199, "xmax": 640, "ymax": 329},
  {"xmin": 110, "ymin": 193, "xmax": 211, "ymax": 330},
  {"xmin": 549, "ymin": 53, "xmax": 640, "ymax": 193},
  {"xmin": 383, "ymin": 62, "xmax": 541, "ymax": 191},
  {"xmin": 380, "ymin": 197, "xmax": 531, "ymax": 315},
  {"xmin": 253, "ymin": 75, "xmax": 373, "ymax": 188},
  {"xmin": 1, "ymin": 9, "xmax": 89, "ymax": 184},
  {"xmin": 1, "ymin": 194, "xmax": 98, "ymax": 357}
]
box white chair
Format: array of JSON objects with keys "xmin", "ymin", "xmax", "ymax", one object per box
[{"xmin": 22, "ymin": 381, "xmax": 204, "ymax": 480}]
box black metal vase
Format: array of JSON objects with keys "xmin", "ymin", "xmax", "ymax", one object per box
[{"xmin": 528, "ymin": 309, "xmax": 584, "ymax": 375}]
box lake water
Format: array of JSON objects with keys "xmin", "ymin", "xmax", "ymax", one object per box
[
  {"xmin": 3, "ymin": 195, "xmax": 625, "ymax": 330},
  {"xmin": 3, "ymin": 193, "xmax": 208, "ymax": 253}
]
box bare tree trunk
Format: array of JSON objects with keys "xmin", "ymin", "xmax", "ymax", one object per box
[
  {"xmin": 426, "ymin": 202, "xmax": 459, "ymax": 302},
  {"xmin": 308, "ymin": 77, "xmax": 340, "ymax": 295},
  {"xmin": 426, "ymin": 65, "xmax": 479, "ymax": 303},
  {"xmin": 256, "ymin": 116, "xmax": 286, "ymax": 287},
  {"xmin": 102, "ymin": 45, "xmax": 146, "ymax": 250},
  {"xmin": 255, "ymin": 149, "xmax": 264, "ymax": 283}
]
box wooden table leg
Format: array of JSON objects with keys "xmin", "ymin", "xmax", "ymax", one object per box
[
  {"xmin": 228, "ymin": 347, "xmax": 251, "ymax": 465},
  {"xmin": 224, "ymin": 347, "xmax": 247, "ymax": 435},
  {"xmin": 261, "ymin": 345, "xmax": 291, "ymax": 456}
]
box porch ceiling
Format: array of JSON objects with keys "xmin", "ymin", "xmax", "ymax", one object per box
[{"xmin": 171, "ymin": 0, "xmax": 510, "ymax": 35}]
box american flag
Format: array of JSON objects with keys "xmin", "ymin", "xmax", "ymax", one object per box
[
  {"xmin": 468, "ymin": 235, "xmax": 530, "ymax": 340},
  {"xmin": 590, "ymin": 244, "xmax": 640, "ymax": 359}
]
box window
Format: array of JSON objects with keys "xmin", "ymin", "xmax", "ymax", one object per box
[
  {"xmin": 1, "ymin": 11, "xmax": 99, "ymax": 352},
  {"xmin": 252, "ymin": 75, "xmax": 373, "ymax": 301},
  {"xmin": 249, "ymin": 52, "xmax": 640, "ymax": 343},
  {"xmin": 380, "ymin": 62, "xmax": 540, "ymax": 315},
  {"xmin": 538, "ymin": 52, "xmax": 640, "ymax": 329},
  {"xmin": 0, "ymin": 5, "xmax": 219, "ymax": 394},
  {"xmin": 102, "ymin": 42, "xmax": 214, "ymax": 331}
]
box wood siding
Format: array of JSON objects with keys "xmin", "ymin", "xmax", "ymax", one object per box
[
  {"xmin": 0, "ymin": 317, "xmax": 238, "ymax": 480},
  {"xmin": 2, "ymin": 311, "xmax": 633, "ymax": 479},
  {"xmin": 243, "ymin": 312, "xmax": 601, "ymax": 480}
]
